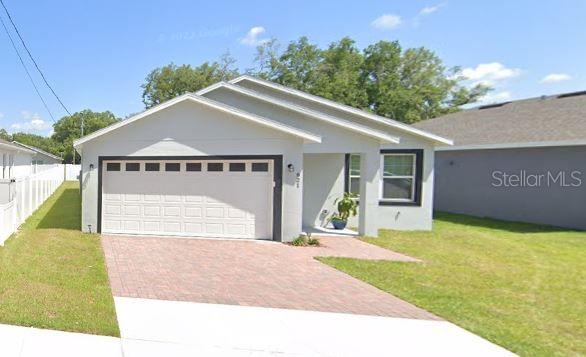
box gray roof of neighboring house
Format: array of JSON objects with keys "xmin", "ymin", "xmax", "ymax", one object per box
[
  {"xmin": 0, "ymin": 138, "xmax": 35, "ymax": 153},
  {"xmin": 413, "ymin": 91, "xmax": 586, "ymax": 147},
  {"xmin": 12, "ymin": 141, "xmax": 62, "ymax": 161}
]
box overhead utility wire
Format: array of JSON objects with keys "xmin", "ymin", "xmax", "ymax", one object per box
[
  {"xmin": 0, "ymin": 0, "xmax": 71, "ymax": 116},
  {"xmin": 0, "ymin": 13, "xmax": 56, "ymax": 122}
]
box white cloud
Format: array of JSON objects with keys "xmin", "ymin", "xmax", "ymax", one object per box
[
  {"xmin": 10, "ymin": 111, "xmax": 51, "ymax": 133},
  {"xmin": 419, "ymin": 3, "xmax": 445, "ymax": 15},
  {"xmin": 540, "ymin": 73, "xmax": 572, "ymax": 83},
  {"xmin": 478, "ymin": 91, "xmax": 512, "ymax": 104},
  {"xmin": 0, "ymin": 112, "xmax": 4, "ymax": 119},
  {"xmin": 371, "ymin": 14, "xmax": 402, "ymax": 30},
  {"xmin": 461, "ymin": 62, "xmax": 521, "ymax": 86},
  {"xmin": 239, "ymin": 26, "xmax": 269, "ymax": 46}
]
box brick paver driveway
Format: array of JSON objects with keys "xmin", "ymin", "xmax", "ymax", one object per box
[{"xmin": 101, "ymin": 235, "xmax": 438, "ymax": 320}]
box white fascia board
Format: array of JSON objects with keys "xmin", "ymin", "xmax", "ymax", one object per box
[
  {"xmin": 437, "ymin": 139, "xmax": 586, "ymax": 151},
  {"xmin": 74, "ymin": 93, "xmax": 321, "ymax": 147},
  {"xmin": 230, "ymin": 75, "xmax": 453, "ymax": 146},
  {"xmin": 198, "ymin": 82, "xmax": 400, "ymax": 144}
]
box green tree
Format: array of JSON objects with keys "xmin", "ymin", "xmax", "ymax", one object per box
[
  {"xmin": 0, "ymin": 129, "xmax": 11, "ymax": 141},
  {"xmin": 142, "ymin": 53, "xmax": 239, "ymax": 108},
  {"xmin": 255, "ymin": 37, "xmax": 490, "ymax": 123},
  {"xmin": 11, "ymin": 132, "xmax": 59, "ymax": 156},
  {"xmin": 254, "ymin": 37, "xmax": 321, "ymax": 91},
  {"xmin": 313, "ymin": 37, "xmax": 368, "ymax": 109},
  {"xmin": 363, "ymin": 42, "xmax": 489, "ymax": 122},
  {"xmin": 52, "ymin": 110, "xmax": 119, "ymax": 163}
]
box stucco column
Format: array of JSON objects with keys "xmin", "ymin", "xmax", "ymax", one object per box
[{"xmin": 358, "ymin": 148, "xmax": 380, "ymax": 236}]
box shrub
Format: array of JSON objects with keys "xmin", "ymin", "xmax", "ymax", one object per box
[{"xmin": 290, "ymin": 233, "xmax": 321, "ymax": 247}]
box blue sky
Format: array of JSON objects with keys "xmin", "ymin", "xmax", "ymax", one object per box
[{"xmin": 1, "ymin": 0, "xmax": 584, "ymax": 136}]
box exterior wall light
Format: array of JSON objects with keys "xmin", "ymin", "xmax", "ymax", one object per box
[{"xmin": 287, "ymin": 164, "xmax": 294, "ymax": 173}]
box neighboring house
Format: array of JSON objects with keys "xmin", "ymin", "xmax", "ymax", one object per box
[
  {"xmin": 73, "ymin": 75, "xmax": 451, "ymax": 241},
  {"xmin": 1, "ymin": 139, "xmax": 62, "ymax": 204},
  {"xmin": 12, "ymin": 141, "xmax": 63, "ymax": 173},
  {"xmin": 414, "ymin": 91, "xmax": 586, "ymax": 230},
  {"xmin": 0, "ymin": 139, "xmax": 35, "ymax": 180}
]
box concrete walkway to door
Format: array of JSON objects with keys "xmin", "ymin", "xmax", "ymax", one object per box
[{"xmin": 101, "ymin": 235, "xmax": 435, "ymax": 320}]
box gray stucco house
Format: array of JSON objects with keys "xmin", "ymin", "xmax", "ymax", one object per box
[
  {"xmin": 415, "ymin": 91, "xmax": 586, "ymax": 230},
  {"xmin": 73, "ymin": 75, "xmax": 451, "ymax": 241}
]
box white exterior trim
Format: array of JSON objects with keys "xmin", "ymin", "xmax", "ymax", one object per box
[
  {"xmin": 230, "ymin": 75, "xmax": 453, "ymax": 146},
  {"xmin": 437, "ymin": 139, "xmax": 586, "ymax": 151},
  {"xmin": 379, "ymin": 153, "xmax": 417, "ymax": 203},
  {"xmin": 74, "ymin": 93, "xmax": 321, "ymax": 148},
  {"xmin": 197, "ymin": 82, "xmax": 400, "ymax": 144}
]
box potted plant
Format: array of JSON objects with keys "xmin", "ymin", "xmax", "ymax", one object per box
[{"xmin": 330, "ymin": 192, "xmax": 358, "ymax": 229}]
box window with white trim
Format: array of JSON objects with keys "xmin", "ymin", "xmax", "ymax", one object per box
[
  {"xmin": 348, "ymin": 154, "xmax": 360, "ymax": 195},
  {"xmin": 381, "ymin": 154, "xmax": 416, "ymax": 201}
]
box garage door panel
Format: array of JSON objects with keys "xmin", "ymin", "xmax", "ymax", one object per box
[
  {"xmin": 184, "ymin": 207, "xmax": 202, "ymax": 218},
  {"xmin": 124, "ymin": 194, "xmax": 141, "ymax": 201},
  {"xmin": 205, "ymin": 207, "xmax": 225, "ymax": 218},
  {"xmin": 144, "ymin": 206, "xmax": 161, "ymax": 217},
  {"xmin": 184, "ymin": 222, "xmax": 202, "ymax": 234},
  {"xmin": 102, "ymin": 159, "xmax": 273, "ymax": 239},
  {"xmin": 123, "ymin": 205, "xmax": 140, "ymax": 216},
  {"xmin": 144, "ymin": 195, "xmax": 161, "ymax": 202},
  {"xmin": 104, "ymin": 204, "xmax": 121, "ymax": 215},
  {"xmin": 226, "ymin": 223, "xmax": 247, "ymax": 235},
  {"xmin": 205, "ymin": 223, "xmax": 224, "ymax": 235},
  {"xmin": 143, "ymin": 221, "xmax": 161, "ymax": 231},
  {"xmin": 123, "ymin": 220, "xmax": 141, "ymax": 231},
  {"xmin": 163, "ymin": 221, "xmax": 182, "ymax": 232},
  {"xmin": 163, "ymin": 206, "xmax": 181, "ymax": 217}
]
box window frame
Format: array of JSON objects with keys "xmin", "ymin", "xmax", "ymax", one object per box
[
  {"xmin": 186, "ymin": 162, "xmax": 202, "ymax": 172},
  {"xmin": 145, "ymin": 162, "xmax": 160, "ymax": 172},
  {"xmin": 165, "ymin": 162, "xmax": 181, "ymax": 172},
  {"xmin": 106, "ymin": 162, "xmax": 121, "ymax": 172},
  {"xmin": 207, "ymin": 162, "xmax": 224, "ymax": 172},
  {"xmin": 345, "ymin": 154, "xmax": 361, "ymax": 196},
  {"xmin": 229, "ymin": 162, "xmax": 246, "ymax": 172},
  {"xmin": 251, "ymin": 162, "xmax": 269, "ymax": 172},
  {"xmin": 125, "ymin": 162, "xmax": 140, "ymax": 172},
  {"xmin": 379, "ymin": 149, "xmax": 423, "ymax": 207}
]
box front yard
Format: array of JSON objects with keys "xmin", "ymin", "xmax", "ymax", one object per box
[
  {"xmin": 0, "ymin": 182, "xmax": 119, "ymax": 336},
  {"xmin": 320, "ymin": 213, "xmax": 586, "ymax": 356}
]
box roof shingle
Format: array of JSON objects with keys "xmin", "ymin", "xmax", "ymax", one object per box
[{"xmin": 414, "ymin": 92, "xmax": 586, "ymax": 147}]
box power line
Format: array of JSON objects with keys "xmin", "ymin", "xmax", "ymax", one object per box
[
  {"xmin": 0, "ymin": 0, "xmax": 71, "ymax": 116},
  {"xmin": 0, "ymin": 13, "xmax": 56, "ymax": 122}
]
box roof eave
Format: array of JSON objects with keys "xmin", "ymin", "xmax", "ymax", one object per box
[
  {"xmin": 73, "ymin": 93, "xmax": 321, "ymax": 147},
  {"xmin": 230, "ymin": 75, "xmax": 453, "ymax": 146},
  {"xmin": 198, "ymin": 82, "xmax": 400, "ymax": 144}
]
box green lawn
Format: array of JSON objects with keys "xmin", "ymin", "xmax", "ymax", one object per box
[
  {"xmin": 320, "ymin": 212, "xmax": 586, "ymax": 356},
  {"xmin": 0, "ymin": 181, "xmax": 119, "ymax": 336}
]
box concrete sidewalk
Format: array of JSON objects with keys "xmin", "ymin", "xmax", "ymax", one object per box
[
  {"xmin": 115, "ymin": 297, "xmax": 515, "ymax": 357},
  {"xmin": 0, "ymin": 298, "xmax": 515, "ymax": 356},
  {"xmin": 0, "ymin": 323, "xmax": 122, "ymax": 357}
]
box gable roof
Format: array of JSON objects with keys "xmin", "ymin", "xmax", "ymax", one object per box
[
  {"xmin": 74, "ymin": 93, "xmax": 322, "ymax": 148},
  {"xmin": 0, "ymin": 139, "xmax": 35, "ymax": 154},
  {"xmin": 196, "ymin": 82, "xmax": 400, "ymax": 144},
  {"xmin": 414, "ymin": 91, "xmax": 586, "ymax": 150},
  {"xmin": 12, "ymin": 141, "xmax": 62, "ymax": 161},
  {"xmin": 230, "ymin": 75, "xmax": 453, "ymax": 146}
]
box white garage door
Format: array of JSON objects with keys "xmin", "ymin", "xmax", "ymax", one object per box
[{"xmin": 101, "ymin": 159, "xmax": 274, "ymax": 239}]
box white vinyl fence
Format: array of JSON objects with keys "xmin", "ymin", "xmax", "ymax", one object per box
[
  {"xmin": 0, "ymin": 164, "xmax": 65, "ymax": 245},
  {"xmin": 65, "ymin": 164, "xmax": 81, "ymax": 181}
]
